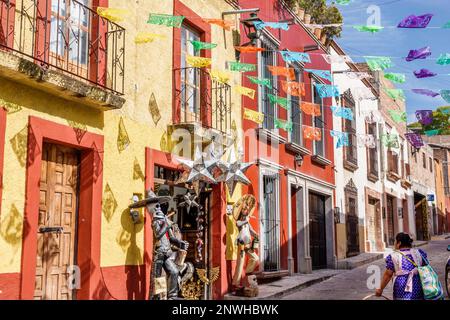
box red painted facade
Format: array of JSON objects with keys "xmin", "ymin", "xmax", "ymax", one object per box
[{"xmin": 238, "ymin": 0, "xmax": 336, "ymax": 273}]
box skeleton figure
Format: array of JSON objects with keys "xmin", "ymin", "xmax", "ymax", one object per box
[{"xmin": 230, "ymin": 195, "xmax": 259, "ymax": 289}]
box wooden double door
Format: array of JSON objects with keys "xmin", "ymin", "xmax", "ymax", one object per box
[
  {"xmin": 34, "ymin": 143, "xmax": 80, "ymax": 300},
  {"xmin": 309, "ymin": 193, "xmax": 327, "ymax": 270}
]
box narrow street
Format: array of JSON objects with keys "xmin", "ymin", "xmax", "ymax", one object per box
[{"xmin": 283, "ymin": 239, "xmax": 450, "ymax": 300}]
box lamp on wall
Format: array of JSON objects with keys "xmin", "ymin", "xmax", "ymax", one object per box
[{"xmin": 295, "ymin": 154, "xmax": 304, "ymax": 167}]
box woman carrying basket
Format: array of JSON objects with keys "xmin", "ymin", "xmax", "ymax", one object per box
[{"xmin": 375, "ymin": 233, "xmax": 428, "ymax": 300}]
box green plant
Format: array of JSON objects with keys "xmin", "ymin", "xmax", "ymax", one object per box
[{"xmin": 284, "ymin": 0, "xmax": 343, "ymax": 39}]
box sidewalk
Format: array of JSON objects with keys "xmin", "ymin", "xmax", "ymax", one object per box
[
  {"xmin": 336, "ymin": 252, "xmax": 384, "ymax": 270},
  {"xmin": 223, "ymin": 269, "xmax": 343, "ymax": 300},
  {"xmin": 431, "ymin": 233, "xmax": 450, "ymax": 241}
]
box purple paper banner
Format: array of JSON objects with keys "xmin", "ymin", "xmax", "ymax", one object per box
[
  {"xmin": 411, "ymin": 89, "xmax": 440, "ymax": 97},
  {"xmin": 398, "ymin": 14, "xmax": 433, "ymax": 28},
  {"xmin": 405, "ymin": 133, "xmax": 424, "ymax": 149},
  {"xmin": 413, "ymin": 68, "xmax": 437, "ymax": 78},
  {"xmin": 406, "ymin": 46, "xmax": 432, "ymax": 62},
  {"xmin": 415, "ymin": 110, "xmax": 434, "ymax": 125}
]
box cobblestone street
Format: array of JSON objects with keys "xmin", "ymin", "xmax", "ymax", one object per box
[{"xmin": 283, "ymin": 239, "xmax": 450, "ymax": 300}]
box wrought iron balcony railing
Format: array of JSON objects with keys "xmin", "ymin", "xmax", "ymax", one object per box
[
  {"xmin": 173, "ymin": 67, "xmax": 232, "ymax": 134},
  {"xmin": 0, "ymin": 0, "xmax": 125, "ymax": 94}
]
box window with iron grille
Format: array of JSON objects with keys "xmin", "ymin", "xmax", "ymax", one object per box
[
  {"xmin": 262, "ymin": 174, "xmax": 280, "ymax": 272},
  {"xmin": 312, "ymin": 80, "xmax": 325, "ymax": 157},
  {"xmin": 342, "ymin": 91, "xmax": 357, "ymax": 167},
  {"xmin": 367, "ymin": 123, "xmax": 379, "ymax": 178},
  {"xmin": 289, "ymin": 66, "xmax": 303, "ymax": 146},
  {"xmin": 259, "ymin": 36, "xmax": 278, "ymax": 130}
]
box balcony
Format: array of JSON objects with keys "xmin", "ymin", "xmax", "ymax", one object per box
[
  {"xmin": 168, "ymin": 67, "xmax": 233, "ymax": 154},
  {"xmin": 0, "ymin": 0, "xmax": 125, "ymax": 109}
]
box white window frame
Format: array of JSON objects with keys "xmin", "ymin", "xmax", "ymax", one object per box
[
  {"xmin": 287, "ymin": 62, "xmax": 304, "ymax": 146},
  {"xmin": 311, "ymin": 77, "xmax": 326, "ymax": 157}
]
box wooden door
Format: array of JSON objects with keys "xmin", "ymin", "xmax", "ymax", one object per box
[
  {"xmin": 346, "ymin": 197, "xmax": 360, "ymax": 257},
  {"xmin": 386, "ymin": 196, "xmax": 395, "ymax": 246},
  {"xmin": 309, "ymin": 193, "xmax": 326, "ymax": 270},
  {"xmin": 34, "ymin": 143, "xmax": 80, "ymax": 300}
]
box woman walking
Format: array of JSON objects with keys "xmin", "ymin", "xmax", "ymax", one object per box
[{"xmin": 375, "ymin": 232, "xmax": 428, "ymax": 300}]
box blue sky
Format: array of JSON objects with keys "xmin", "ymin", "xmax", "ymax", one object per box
[{"xmin": 331, "ymin": 0, "xmax": 450, "ymax": 122}]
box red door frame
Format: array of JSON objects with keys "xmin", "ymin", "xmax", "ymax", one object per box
[
  {"xmin": 172, "ymin": 0, "xmax": 212, "ymax": 127},
  {"xmin": 0, "ymin": 107, "xmax": 6, "ymax": 217},
  {"xmin": 144, "ymin": 147, "xmax": 227, "ymax": 299},
  {"xmin": 20, "ymin": 116, "xmax": 104, "ymax": 300}
]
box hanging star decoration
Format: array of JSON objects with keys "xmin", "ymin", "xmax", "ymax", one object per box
[
  {"xmin": 176, "ymin": 146, "xmax": 218, "ymax": 184},
  {"xmin": 216, "ymin": 148, "xmax": 253, "ymax": 196},
  {"xmin": 178, "ymin": 191, "xmax": 200, "ymax": 213}
]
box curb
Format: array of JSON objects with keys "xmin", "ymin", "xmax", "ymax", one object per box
[{"xmin": 336, "ymin": 253, "xmax": 384, "ymax": 270}]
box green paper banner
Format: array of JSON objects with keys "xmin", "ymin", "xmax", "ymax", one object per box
[
  {"xmin": 388, "ymin": 110, "xmax": 407, "ymax": 123},
  {"xmin": 365, "ymin": 56, "xmax": 393, "ymax": 71},
  {"xmin": 384, "ymin": 73, "xmax": 406, "ymax": 84},
  {"xmin": 268, "ymin": 94, "xmax": 289, "ymax": 109},
  {"xmin": 425, "ymin": 129, "xmax": 440, "ymax": 136},
  {"xmin": 385, "ymin": 88, "xmax": 405, "ymax": 101},
  {"xmin": 147, "ymin": 13, "xmax": 184, "ymax": 27},
  {"xmin": 436, "ymin": 53, "xmax": 450, "ymax": 66},
  {"xmin": 247, "ymin": 76, "xmax": 272, "ymax": 89},
  {"xmin": 381, "ymin": 134, "xmax": 399, "ymax": 148},
  {"xmin": 354, "ymin": 25, "xmax": 384, "ymax": 33},
  {"xmin": 228, "ymin": 61, "xmax": 256, "ymax": 72},
  {"xmin": 275, "ymin": 118, "xmax": 293, "ymax": 132},
  {"xmin": 189, "ymin": 40, "xmax": 217, "ymax": 51}
]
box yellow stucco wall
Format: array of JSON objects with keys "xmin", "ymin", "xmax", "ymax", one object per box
[{"xmin": 0, "ymin": 0, "xmax": 242, "ymax": 273}]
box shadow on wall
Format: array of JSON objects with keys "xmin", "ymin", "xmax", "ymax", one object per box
[{"xmin": 0, "ymin": 204, "xmax": 26, "ymax": 265}]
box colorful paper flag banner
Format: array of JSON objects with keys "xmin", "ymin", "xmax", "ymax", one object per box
[
  {"xmin": 303, "ymin": 126, "xmax": 322, "ymax": 141},
  {"xmin": 364, "ymin": 56, "xmax": 393, "ymax": 71},
  {"xmin": 189, "ymin": 40, "xmax": 217, "ymax": 51},
  {"xmin": 415, "ymin": 110, "xmax": 433, "ymax": 125},
  {"xmin": 97, "ymin": 7, "xmax": 129, "ymax": 22},
  {"xmin": 330, "ymin": 106, "xmax": 353, "ymax": 121},
  {"xmin": 351, "ymin": 87, "xmax": 377, "ymax": 101},
  {"xmin": 414, "ymin": 69, "xmax": 437, "ymax": 78},
  {"xmin": 134, "ymin": 32, "xmax": 166, "ymax": 44},
  {"xmin": 411, "ymin": 89, "xmax": 440, "ymax": 98},
  {"xmin": 406, "ymin": 46, "xmax": 431, "ymax": 62},
  {"xmin": 315, "ymin": 84, "xmax": 340, "ymax": 98},
  {"xmin": 267, "ymin": 66, "xmax": 295, "ymax": 80},
  {"xmin": 405, "ymin": 133, "xmax": 424, "ymax": 149},
  {"xmin": 398, "ymin": 14, "xmax": 433, "ymax": 28},
  {"xmin": 441, "ymin": 90, "xmax": 450, "ymax": 103},
  {"xmin": 322, "ymin": 54, "xmax": 352, "ymax": 64},
  {"xmin": 204, "ymin": 19, "xmax": 234, "ymax": 31},
  {"xmin": 425, "ymin": 129, "xmax": 440, "ymax": 136},
  {"xmin": 228, "ymin": 61, "xmax": 256, "ymax": 72},
  {"xmin": 254, "ymin": 21, "xmax": 289, "ymax": 31},
  {"xmin": 388, "ymin": 110, "xmax": 407, "ymax": 123},
  {"xmin": 147, "ymin": 13, "xmax": 184, "ymax": 28},
  {"xmin": 304, "ymin": 23, "xmax": 343, "ymax": 29},
  {"xmin": 344, "ymin": 72, "xmax": 373, "ymax": 80},
  {"xmin": 330, "ymin": 130, "xmax": 349, "ymax": 148},
  {"xmin": 357, "ymin": 134, "xmax": 376, "ymax": 149},
  {"xmin": 247, "ymin": 76, "xmax": 272, "ymax": 89},
  {"xmin": 186, "ymin": 55, "xmax": 211, "ymax": 68},
  {"xmin": 381, "ymin": 133, "xmax": 399, "ymax": 148},
  {"xmin": 275, "ymin": 118, "xmax": 293, "ymax": 132},
  {"xmin": 353, "ymin": 25, "xmax": 384, "ymax": 33},
  {"xmin": 437, "ymin": 53, "xmax": 450, "ymax": 65},
  {"xmin": 268, "ymin": 94, "xmax": 289, "ymax": 109},
  {"xmin": 236, "ymin": 86, "xmax": 256, "ymax": 99},
  {"xmin": 384, "ymin": 73, "xmax": 406, "ymax": 84},
  {"xmin": 301, "ymin": 102, "xmax": 321, "ymax": 116},
  {"xmin": 305, "ymin": 69, "xmax": 332, "ymax": 82},
  {"xmin": 281, "ymin": 81, "xmax": 306, "ymax": 97},
  {"xmin": 235, "ymin": 46, "xmax": 265, "ymax": 53},
  {"xmin": 364, "ymin": 110, "xmax": 384, "ymax": 124},
  {"xmin": 385, "ymin": 88, "xmax": 405, "ymax": 101},
  {"xmin": 336, "ymin": 0, "xmax": 351, "ymax": 4},
  {"xmin": 280, "ymin": 50, "xmax": 311, "ymax": 63},
  {"xmin": 243, "ymin": 108, "xmax": 264, "ymax": 124},
  {"xmin": 208, "ymin": 69, "xmax": 231, "ymax": 84}
]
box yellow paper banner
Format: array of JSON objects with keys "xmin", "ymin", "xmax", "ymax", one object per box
[
  {"xmin": 243, "ymin": 108, "xmax": 264, "ymax": 124},
  {"xmin": 186, "ymin": 55, "xmax": 212, "ymax": 68},
  {"xmin": 97, "ymin": 7, "xmax": 129, "ymax": 22},
  {"xmin": 235, "ymin": 86, "xmax": 256, "ymax": 99},
  {"xmin": 209, "ymin": 69, "xmax": 231, "ymax": 84},
  {"xmin": 134, "ymin": 32, "xmax": 166, "ymax": 44}
]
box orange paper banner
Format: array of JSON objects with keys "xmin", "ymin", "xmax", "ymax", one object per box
[
  {"xmin": 234, "ymin": 46, "xmax": 266, "ymax": 53},
  {"xmin": 303, "ymin": 126, "xmax": 322, "ymax": 141},
  {"xmin": 281, "ymin": 81, "xmax": 306, "ymax": 97},
  {"xmin": 204, "ymin": 19, "xmax": 234, "ymax": 31},
  {"xmin": 267, "ymin": 66, "xmax": 295, "ymax": 80},
  {"xmin": 300, "ymin": 102, "xmax": 321, "ymax": 116}
]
